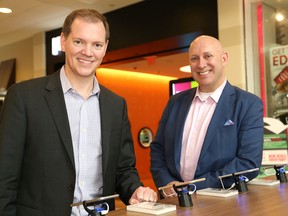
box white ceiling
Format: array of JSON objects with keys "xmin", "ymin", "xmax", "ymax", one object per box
[
  {"xmin": 0, "ymin": 0, "xmax": 143, "ymax": 47},
  {"xmin": 0, "ymin": 0, "xmax": 287, "ymax": 79}
]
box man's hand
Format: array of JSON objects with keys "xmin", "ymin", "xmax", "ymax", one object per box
[
  {"xmin": 129, "ymin": 186, "xmax": 158, "ymax": 205},
  {"xmin": 161, "ymin": 181, "xmax": 180, "ymax": 198}
]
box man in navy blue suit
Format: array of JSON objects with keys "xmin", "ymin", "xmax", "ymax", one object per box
[{"xmin": 150, "ymin": 35, "xmax": 264, "ymax": 197}]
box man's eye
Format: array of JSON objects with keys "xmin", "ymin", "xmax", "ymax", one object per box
[
  {"xmin": 74, "ymin": 40, "xmax": 82, "ymax": 46},
  {"xmin": 95, "ymin": 43, "xmax": 103, "ymax": 49},
  {"xmin": 204, "ymin": 55, "xmax": 213, "ymax": 59}
]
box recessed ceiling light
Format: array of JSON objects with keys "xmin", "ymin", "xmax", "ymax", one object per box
[
  {"xmin": 0, "ymin": 8, "xmax": 12, "ymax": 13},
  {"xmin": 179, "ymin": 65, "xmax": 191, "ymax": 73},
  {"xmin": 275, "ymin": 12, "xmax": 284, "ymax": 22}
]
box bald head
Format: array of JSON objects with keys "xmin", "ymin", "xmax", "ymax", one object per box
[
  {"xmin": 188, "ymin": 35, "xmax": 228, "ymax": 92},
  {"xmin": 189, "ymin": 35, "xmax": 225, "ymax": 54}
]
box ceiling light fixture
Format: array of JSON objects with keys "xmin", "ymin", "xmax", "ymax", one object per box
[
  {"xmin": 0, "ymin": 7, "xmax": 12, "ymax": 13},
  {"xmin": 275, "ymin": 12, "xmax": 284, "ymax": 22},
  {"xmin": 179, "ymin": 65, "xmax": 191, "ymax": 73}
]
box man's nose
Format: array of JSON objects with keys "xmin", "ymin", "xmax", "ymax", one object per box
[
  {"xmin": 198, "ymin": 57, "xmax": 207, "ymax": 68},
  {"xmin": 82, "ymin": 44, "xmax": 93, "ymax": 56}
]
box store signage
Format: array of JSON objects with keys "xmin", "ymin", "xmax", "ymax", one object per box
[{"xmin": 270, "ymin": 45, "xmax": 288, "ymax": 86}]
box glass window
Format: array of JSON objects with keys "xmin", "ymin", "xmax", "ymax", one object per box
[{"xmin": 245, "ymin": 0, "xmax": 288, "ymax": 119}]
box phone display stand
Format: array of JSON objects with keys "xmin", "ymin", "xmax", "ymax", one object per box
[
  {"xmin": 173, "ymin": 184, "xmax": 194, "ymax": 207},
  {"xmin": 274, "ymin": 165, "xmax": 287, "ymax": 183},
  {"xmin": 158, "ymin": 178, "xmax": 205, "ymax": 208},
  {"xmin": 234, "ymin": 174, "xmax": 249, "ymax": 192},
  {"xmin": 71, "ymin": 194, "xmax": 119, "ymax": 216},
  {"xmin": 218, "ymin": 168, "xmax": 259, "ymax": 193},
  {"xmin": 83, "ymin": 200, "xmax": 109, "ymax": 216}
]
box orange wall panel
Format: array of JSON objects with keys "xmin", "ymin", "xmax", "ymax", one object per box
[{"xmin": 97, "ymin": 68, "xmax": 176, "ymax": 190}]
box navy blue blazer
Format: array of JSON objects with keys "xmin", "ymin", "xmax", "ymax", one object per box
[{"xmin": 150, "ymin": 82, "xmax": 264, "ymax": 190}]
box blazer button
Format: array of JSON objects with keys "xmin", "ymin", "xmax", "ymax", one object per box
[{"xmin": 68, "ymin": 185, "xmax": 75, "ymax": 191}]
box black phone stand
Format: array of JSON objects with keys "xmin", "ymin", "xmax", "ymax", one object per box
[
  {"xmin": 173, "ymin": 184, "xmax": 193, "ymax": 207},
  {"xmin": 234, "ymin": 174, "xmax": 248, "ymax": 192},
  {"xmin": 274, "ymin": 165, "xmax": 287, "ymax": 183},
  {"xmin": 83, "ymin": 201, "xmax": 106, "ymax": 216}
]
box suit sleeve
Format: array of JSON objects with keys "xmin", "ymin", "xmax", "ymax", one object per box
[
  {"xmin": 114, "ymin": 99, "xmax": 143, "ymax": 204},
  {"xmin": 150, "ymin": 99, "xmax": 181, "ymax": 188},
  {"xmin": 0, "ymin": 85, "xmax": 26, "ymax": 215}
]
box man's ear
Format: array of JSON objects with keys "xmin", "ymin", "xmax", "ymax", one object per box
[
  {"xmin": 60, "ymin": 32, "xmax": 66, "ymax": 52},
  {"xmin": 222, "ymin": 52, "xmax": 228, "ymax": 65},
  {"xmin": 103, "ymin": 40, "xmax": 109, "ymax": 55}
]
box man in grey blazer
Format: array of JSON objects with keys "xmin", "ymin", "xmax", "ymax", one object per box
[
  {"xmin": 0, "ymin": 9, "xmax": 157, "ymax": 216},
  {"xmin": 150, "ymin": 35, "xmax": 264, "ymax": 197}
]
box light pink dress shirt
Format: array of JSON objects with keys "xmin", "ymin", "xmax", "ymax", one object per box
[{"xmin": 180, "ymin": 80, "xmax": 226, "ymax": 181}]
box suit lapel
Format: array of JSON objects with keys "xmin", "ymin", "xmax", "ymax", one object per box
[
  {"xmin": 200, "ymin": 82, "xmax": 236, "ymax": 154},
  {"xmin": 175, "ymin": 91, "xmax": 196, "ymax": 145},
  {"xmin": 44, "ymin": 72, "xmax": 75, "ymax": 167},
  {"xmin": 98, "ymin": 87, "xmax": 111, "ymax": 174},
  {"xmin": 167, "ymin": 89, "xmax": 196, "ymax": 176}
]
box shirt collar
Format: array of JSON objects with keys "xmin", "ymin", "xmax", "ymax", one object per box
[
  {"xmin": 195, "ymin": 79, "xmax": 227, "ymax": 103},
  {"xmin": 60, "ymin": 66, "xmax": 100, "ymax": 96}
]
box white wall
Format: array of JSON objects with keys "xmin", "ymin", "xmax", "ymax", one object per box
[
  {"xmin": 0, "ymin": 32, "xmax": 46, "ymax": 83},
  {"xmin": 218, "ymin": 0, "xmax": 247, "ymax": 91}
]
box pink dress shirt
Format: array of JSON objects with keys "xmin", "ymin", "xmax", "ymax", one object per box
[{"xmin": 180, "ymin": 80, "xmax": 226, "ymax": 181}]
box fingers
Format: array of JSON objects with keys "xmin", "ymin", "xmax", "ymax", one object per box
[
  {"xmin": 129, "ymin": 186, "xmax": 158, "ymax": 204},
  {"xmin": 142, "ymin": 187, "xmax": 158, "ymax": 202},
  {"xmin": 162, "ymin": 188, "xmax": 177, "ymax": 198},
  {"xmin": 159, "ymin": 181, "xmax": 180, "ymax": 198},
  {"xmin": 129, "ymin": 198, "xmax": 139, "ymax": 205}
]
